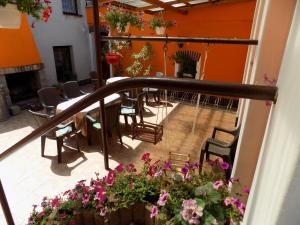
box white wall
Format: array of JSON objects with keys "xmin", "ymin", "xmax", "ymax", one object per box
[
  {"xmin": 244, "ymin": 1, "xmax": 300, "ymax": 224},
  {"xmin": 29, "ymin": 0, "xmax": 91, "ymax": 85}
]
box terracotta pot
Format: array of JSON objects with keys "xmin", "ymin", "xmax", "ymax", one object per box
[
  {"xmin": 155, "ymin": 26, "xmax": 166, "ymax": 35},
  {"xmin": 105, "ymin": 53, "xmax": 121, "ymax": 64}
]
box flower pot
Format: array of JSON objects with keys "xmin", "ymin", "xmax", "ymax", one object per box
[
  {"xmin": 155, "ymin": 26, "xmax": 166, "ymax": 35},
  {"xmin": 105, "ymin": 53, "xmax": 121, "ymax": 64},
  {"xmin": 0, "ymin": 3, "xmax": 21, "ymax": 29},
  {"xmin": 116, "ymin": 23, "xmax": 130, "ymax": 33}
]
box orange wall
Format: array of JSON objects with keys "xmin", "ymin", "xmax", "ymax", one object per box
[
  {"xmin": 87, "ymin": 1, "xmax": 256, "ymax": 83},
  {"xmin": 0, "ymin": 14, "xmax": 41, "ymax": 69}
]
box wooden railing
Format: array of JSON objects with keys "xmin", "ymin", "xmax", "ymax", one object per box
[
  {"xmin": 0, "ymin": 77, "xmax": 277, "ymax": 225},
  {"xmin": 0, "ymin": 77, "xmax": 277, "ymax": 161}
]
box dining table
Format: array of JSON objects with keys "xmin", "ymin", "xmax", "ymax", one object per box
[{"xmin": 56, "ymin": 93, "xmax": 121, "ymax": 136}]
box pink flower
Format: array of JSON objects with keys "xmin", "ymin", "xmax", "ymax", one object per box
[
  {"xmin": 150, "ymin": 206, "xmax": 159, "ymax": 218},
  {"xmin": 154, "ymin": 170, "xmax": 163, "ymax": 177},
  {"xmin": 107, "ymin": 176, "xmax": 114, "ymax": 186},
  {"xmin": 213, "ymin": 180, "xmax": 224, "ymax": 190},
  {"xmin": 157, "ymin": 191, "xmax": 169, "ymax": 206},
  {"xmin": 94, "ymin": 189, "xmax": 106, "ymax": 203},
  {"xmin": 82, "ymin": 194, "xmax": 90, "ymax": 205},
  {"xmin": 141, "ymin": 152, "xmax": 151, "ymax": 162},
  {"xmin": 243, "ymin": 187, "xmax": 250, "ymax": 194},
  {"xmin": 100, "ymin": 207, "xmax": 108, "ymax": 216},
  {"xmin": 115, "ymin": 164, "xmax": 123, "ymax": 173},
  {"xmin": 51, "ymin": 197, "xmax": 60, "ymax": 208},
  {"xmin": 224, "ymin": 197, "xmax": 232, "ymax": 206},
  {"xmin": 220, "ymin": 162, "xmax": 230, "ymax": 170},
  {"xmin": 238, "ymin": 203, "xmax": 246, "ymax": 215}
]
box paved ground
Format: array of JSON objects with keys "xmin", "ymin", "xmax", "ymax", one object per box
[{"xmin": 0, "ymin": 97, "xmax": 236, "ymax": 224}]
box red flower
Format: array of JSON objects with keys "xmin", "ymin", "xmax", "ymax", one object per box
[
  {"xmin": 115, "ymin": 164, "xmax": 123, "ymax": 173},
  {"xmin": 126, "ymin": 163, "xmax": 137, "ymax": 172},
  {"xmin": 51, "ymin": 197, "xmax": 60, "ymax": 208},
  {"xmin": 141, "ymin": 152, "xmax": 151, "ymax": 162}
]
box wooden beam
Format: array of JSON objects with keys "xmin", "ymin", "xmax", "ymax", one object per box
[{"xmin": 142, "ymin": 0, "xmax": 188, "ymax": 14}]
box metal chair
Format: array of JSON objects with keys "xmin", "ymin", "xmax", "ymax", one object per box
[
  {"xmin": 29, "ymin": 110, "xmax": 80, "ymax": 163},
  {"xmin": 199, "ymin": 125, "xmax": 241, "ymax": 179},
  {"xmin": 120, "ymin": 91, "xmax": 145, "ymax": 126},
  {"xmin": 86, "ymin": 102, "xmax": 123, "ymax": 148},
  {"xmin": 37, "ymin": 87, "xmax": 65, "ymax": 115},
  {"xmin": 62, "ymin": 81, "xmax": 85, "ymax": 99}
]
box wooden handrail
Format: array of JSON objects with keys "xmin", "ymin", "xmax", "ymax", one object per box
[
  {"xmin": 0, "ymin": 77, "xmax": 277, "ymax": 162},
  {"xmin": 0, "ymin": 179, "xmax": 14, "ymax": 225}
]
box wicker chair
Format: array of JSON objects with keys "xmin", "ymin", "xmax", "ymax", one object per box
[
  {"xmin": 29, "ymin": 110, "xmax": 80, "ymax": 163},
  {"xmin": 86, "ymin": 102, "xmax": 123, "ymax": 148},
  {"xmin": 62, "ymin": 81, "xmax": 86, "ymax": 99},
  {"xmin": 199, "ymin": 125, "xmax": 241, "ymax": 179},
  {"xmin": 37, "ymin": 87, "xmax": 65, "ymax": 115}
]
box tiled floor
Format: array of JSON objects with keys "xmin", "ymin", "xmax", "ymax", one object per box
[{"xmin": 0, "ymin": 97, "xmax": 236, "ymax": 224}]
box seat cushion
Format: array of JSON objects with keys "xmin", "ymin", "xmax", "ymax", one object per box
[
  {"xmin": 121, "ymin": 107, "xmax": 135, "ymax": 115},
  {"xmin": 93, "ymin": 122, "xmax": 102, "ymax": 130},
  {"xmin": 202, "ymin": 139, "xmax": 231, "ymax": 156},
  {"xmin": 56, "ymin": 125, "xmax": 73, "ymax": 137}
]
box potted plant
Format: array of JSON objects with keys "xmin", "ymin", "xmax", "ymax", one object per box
[
  {"xmin": 126, "ymin": 43, "xmax": 154, "ymax": 77},
  {"xmin": 0, "ymin": 0, "xmax": 52, "ymax": 28},
  {"xmin": 27, "ymin": 153, "xmax": 248, "ymax": 225},
  {"xmin": 103, "ymin": 6, "xmax": 143, "ymax": 34},
  {"xmin": 149, "ymin": 17, "xmax": 176, "ymax": 35}
]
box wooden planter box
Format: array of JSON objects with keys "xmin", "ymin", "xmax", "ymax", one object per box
[{"xmin": 47, "ymin": 203, "xmax": 160, "ymax": 225}]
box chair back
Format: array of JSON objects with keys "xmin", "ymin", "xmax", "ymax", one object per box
[
  {"xmin": 38, "ymin": 87, "xmax": 61, "ymax": 109},
  {"xmin": 28, "ymin": 110, "xmax": 56, "ymax": 138},
  {"xmin": 228, "ymin": 125, "xmax": 241, "ymax": 161},
  {"xmin": 62, "ymin": 81, "xmax": 82, "ymax": 99}
]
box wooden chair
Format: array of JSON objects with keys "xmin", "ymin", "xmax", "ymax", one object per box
[
  {"xmin": 199, "ymin": 125, "xmax": 241, "ymax": 179},
  {"xmin": 29, "ymin": 110, "xmax": 80, "ymax": 163},
  {"xmin": 37, "ymin": 87, "xmax": 65, "ymax": 115},
  {"xmin": 62, "ymin": 81, "xmax": 86, "ymax": 99},
  {"xmin": 86, "ymin": 102, "xmax": 123, "ymax": 148},
  {"xmin": 120, "ymin": 91, "xmax": 145, "ymax": 126}
]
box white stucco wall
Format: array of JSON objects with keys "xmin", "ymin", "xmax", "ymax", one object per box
[
  {"xmin": 28, "ymin": 0, "xmax": 91, "ymax": 85},
  {"xmin": 243, "ymin": 1, "xmax": 300, "ymax": 224}
]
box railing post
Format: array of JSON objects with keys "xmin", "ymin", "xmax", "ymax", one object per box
[
  {"xmin": 93, "ymin": 0, "xmax": 109, "ymax": 170},
  {"xmin": 0, "ymin": 179, "xmax": 14, "ymax": 225}
]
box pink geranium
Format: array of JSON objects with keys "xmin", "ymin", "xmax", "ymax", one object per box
[
  {"xmin": 157, "ymin": 190, "xmax": 170, "ymax": 206},
  {"xmin": 213, "ymin": 180, "xmax": 224, "ymax": 190},
  {"xmin": 150, "ymin": 206, "xmax": 159, "ymax": 218}
]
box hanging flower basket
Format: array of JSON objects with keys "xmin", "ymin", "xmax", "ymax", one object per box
[
  {"xmin": 105, "ymin": 53, "xmax": 121, "ymax": 64},
  {"xmin": 155, "ymin": 26, "xmax": 166, "ymax": 35}
]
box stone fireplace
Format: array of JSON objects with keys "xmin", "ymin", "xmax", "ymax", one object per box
[{"xmin": 0, "ymin": 68, "xmax": 41, "ymax": 106}]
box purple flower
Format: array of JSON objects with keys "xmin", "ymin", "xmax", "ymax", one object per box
[
  {"xmin": 181, "ymin": 166, "xmax": 189, "ymax": 177},
  {"xmin": 164, "ymin": 161, "xmax": 171, "ymax": 170},
  {"xmin": 157, "ymin": 191, "xmax": 169, "ymax": 206},
  {"xmin": 238, "ymin": 203, "xmax": 246, "ymax": 215},
  {"xmin": 150, "ymin": 206, "xmax": 159, "ymax": 218},
  {"xmin": 220, "ymin": 162, "xmax": 230, "ymax": 170},
  {"xmin": 213, "ymin": 180, "xmax": 224, "ymax": 190}
]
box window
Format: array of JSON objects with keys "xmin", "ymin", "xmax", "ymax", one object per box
[
  {"xmin": 53, "ymin": 46, "xmax": 76, "ymax": 82},
  {"xmin": 62, "ymin": 0, "xmax": 80, "ymax": 15}
]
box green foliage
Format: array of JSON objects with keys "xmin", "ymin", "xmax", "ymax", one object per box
[
  {"xmin": 27, "ymin": 156, "xmax": 247, "ymax": 225},
  {"xmin": 149, "ymin": 17, "xmax": 175, "ymax": 30},
  {"xmin": 126, "ymin": 43, "xmax": 154, "ymax": 77},
  {"xmin": 103, "ymin": 6, "xmax": 143, "ymax": 33}
]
